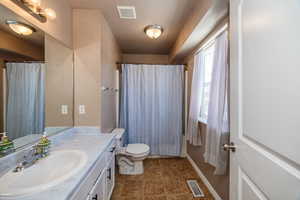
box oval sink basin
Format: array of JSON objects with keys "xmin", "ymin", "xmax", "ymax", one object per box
[{"xmin": 0, "ymin": 150, "xmax": 87, "ymax": 198}]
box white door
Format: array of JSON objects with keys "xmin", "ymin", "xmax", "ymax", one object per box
[{"xmin": 229, "ymin": 0, "xmax": 300, "ymax": 199}]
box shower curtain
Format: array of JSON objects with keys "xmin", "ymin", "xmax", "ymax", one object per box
[
  {"xmin": 186, "ymin": 51, "xmax": 205, "ymax": 146},
  {"xmin": 204, "ymin": 31, "xmax": 229, "ymax": 175},
  {"xmin": 120, "ymin": 64, "xmax": 184, "ymax": 156},
  {"xmin": 6, "ymin": 63, "xmax": 45, "ymax": 140}
]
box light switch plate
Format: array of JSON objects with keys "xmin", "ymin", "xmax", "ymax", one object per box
[
  {"xmin": 79, "ymin": 105, "xmax": 85, "ymax": 114},
  {"xmin": 61, "ymin": 105, "xmax": 68, "ymax": 115}
]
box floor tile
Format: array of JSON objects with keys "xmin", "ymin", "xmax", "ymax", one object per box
[
  {"xmin": 144, "ymin": 180, "xmax": 165, "ymax": 195},
  {"xmin": 144, "ymin": 195, "xmax": 168, "ymax": 200},
  {"xmin": 112, "ymin": 158, "xmax": 214, "ymax": 200}
]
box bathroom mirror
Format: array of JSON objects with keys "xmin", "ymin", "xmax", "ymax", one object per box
[{"xmin": 0, "ymin": 5, "xmax": 74, "ymax": 155}]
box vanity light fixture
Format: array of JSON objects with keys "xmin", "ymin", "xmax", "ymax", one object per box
[
  {"xmin": 9, "ymin": 0, "xmax": 57, "ymax": 23},
  {"xmin": 43, "ymin": 8, "xmax": 56, "ymax": 20},
  {"xmin": 6, "ymin": 20, "xmax": 36, "ymax": 36},
  {"xmin": 144, "ymin": 24, "xmax": 163, "ymax": 39},
  {"xmin": 29, "ymin": 0, "xmax": 41, "ymax": 7}
]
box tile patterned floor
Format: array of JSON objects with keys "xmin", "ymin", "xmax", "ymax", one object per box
[{"xmin": 111, "ymin": 158, "xmax": 214, "ymax": 200}]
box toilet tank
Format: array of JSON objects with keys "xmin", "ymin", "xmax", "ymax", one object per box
[{"xmin": 111, "ymin": 128, "xmax": 125, "ymax": 148}]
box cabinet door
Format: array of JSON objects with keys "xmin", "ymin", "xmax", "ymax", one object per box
[
  {"xmin": 89, "ymin": 169, "xmax": 107, "ymax": 200},
  {"xmin": 106, "ymin": 157, "xmax": 115, "ymax": 200}
]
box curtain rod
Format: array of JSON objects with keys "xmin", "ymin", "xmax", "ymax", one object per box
[
  {"xmin": 116, "ymin": 62, "xmax": 187, "ymax": 66},
  {"xmin": 4, "ymin": 60, "xmax": 46, "ymax": 63},
  {"xmin": 2, "ymin": 60, "xmax": 46, "ymax": 68},
  {"xmin": 116, "ymin": 62, "xmax": 188, "ymax": 71}
]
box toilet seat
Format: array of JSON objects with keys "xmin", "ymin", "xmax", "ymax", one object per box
[{"xmin": 125, "ymin": 144, "xmax": 150, "ymax": 157}]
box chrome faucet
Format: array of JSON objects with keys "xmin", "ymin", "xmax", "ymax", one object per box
[{"xmin": 13, "ymin": 146, "xmax": 41, "ymax": 172}]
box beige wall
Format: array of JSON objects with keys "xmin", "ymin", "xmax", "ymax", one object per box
[
  {"xmin": 45, "ymin": 35, "xmax": 74, "ymax": 127},
  {"xmin": 0, "ymin": 30, "xmax": 44, "ymax": 60},
  {"xmin": 73, "ymin": 9, "xmax": 102, "ymax": 126},
  {"xmin": 0, "ymin": 0, "xmax": 73, "ymax": 48},
  {"xmin": 122, "ymin": 54, "xmax": 169, "ymax": 64},
  {"xmin": 100, "ymin": 16, "xmax": 121, "ymax": 132},
  {"xmin": 187, "ymin": 123, "xmax": 229, "ymax": 200},
  {"xmin": 73, "ymin": 9, "xmax": 121, "ymax": 128},
  {"xmin": 170, "ymin": 0, "xmax": 212, "ymax": 60},
  {"xmin": 184, "ymin": 18, "xmax": 229, "ymax": 200},
  {"xmin": 170, "ymin": 0, "xmax": 228, "ymax": 62}
]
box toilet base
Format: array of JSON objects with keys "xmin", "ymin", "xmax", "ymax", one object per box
[{"xmin": 118, "ymin": 157, "xmax": 144, "ymax": 175}]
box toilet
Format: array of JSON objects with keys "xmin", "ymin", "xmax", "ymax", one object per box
[{"xmin": 112, "ymin": 128, "xmax": 150, "ymax": 175}]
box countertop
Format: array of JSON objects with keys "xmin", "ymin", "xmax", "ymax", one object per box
[{"xmin": 0, "ymin": 130, "xmax": 116, "ymax": 200}]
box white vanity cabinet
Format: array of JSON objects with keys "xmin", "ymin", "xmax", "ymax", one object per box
[
  {"xmin": 87, "ymin": 169, "xmax": 107, "ymax": 200},
  {"xmin": 72, "ymin": 139, "xmax": 116, "ymax": 200},
  {"xmin": 88, "ymin": 148, "xmax": 116, "ymax": 200}
]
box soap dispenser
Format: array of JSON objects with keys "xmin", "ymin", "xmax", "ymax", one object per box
[
  {"xmin": 36, "ymin": 132, "xmax": 51, "ymax": 158},
  {"xmin": 0, "ymin": 132, "xmax": 14, "ymax": 157}
]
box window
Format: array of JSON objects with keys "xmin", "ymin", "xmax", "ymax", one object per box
[{"xmin": 198, "ymin": 42, "xmax": 215, "ymax": 123}]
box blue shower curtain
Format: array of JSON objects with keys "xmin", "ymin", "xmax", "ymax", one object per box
[
  {"xmin": 120, "ymin": 64, "xmax": 184, "ymax": 156},
  {"xmin": 6, "ymin": 63, "xmax": 45, "ymax": 140}
]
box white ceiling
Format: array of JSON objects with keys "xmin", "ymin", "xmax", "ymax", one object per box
[{"xmin": 69, "ymin": 0, "xmax": 200, "ymax": 54}]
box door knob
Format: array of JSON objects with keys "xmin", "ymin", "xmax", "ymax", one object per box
[{"xmin": 223, "ymin": 142, "xmax": 236, "ymax": 152}]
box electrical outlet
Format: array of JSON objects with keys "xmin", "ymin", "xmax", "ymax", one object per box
[
  {"xmin": 79, "ymin": 105, "xmax": 85, "ymax": 114},
  {"xmin": 61, "ymin": 105, "xmax": 68, "ymax": 115}
]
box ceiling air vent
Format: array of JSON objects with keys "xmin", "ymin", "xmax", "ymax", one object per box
[{"xmin": 117, "ymin": 6, "xmax": 136, "ymax": 19}]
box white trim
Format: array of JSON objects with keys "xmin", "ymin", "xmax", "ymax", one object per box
[
  {"xmin": 182, "ymin": 70, "xmax": 188, "ymax": 158},
  {"xmin": 3, "ymin": 68, "xmax": 6, "ymax": 131},
  {"xmin": 187, "ymin": 154, "xmax": 223, "ymax": 200},
  {"xmin": 148, "ymin": 155, "xmax": 175, "ymax": 159},
  {"xmin": 116, "ymin": 70, "xmax": 120, "ymax": 127},
  {"xmin": 184, "ymin": 70, "xmax": 188, "ymax": 133}
]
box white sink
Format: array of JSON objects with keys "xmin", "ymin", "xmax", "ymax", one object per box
[{"xmin": 0, "ymin": 150, "xmax": 87, "ymax": 198}]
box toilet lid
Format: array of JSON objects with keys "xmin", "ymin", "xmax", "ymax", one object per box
[{"xmin": 126, "ymin": 144, "xmax": 150, "ymax": 155}]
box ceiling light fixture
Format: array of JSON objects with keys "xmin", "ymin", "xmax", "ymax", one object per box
[
  {"xmin": 144, "ymin": 25, "xmax": 163, "ymax": 39},
  {"xmin": 6, "ymin": 20, "xmax": 36, "ymax": 36}
]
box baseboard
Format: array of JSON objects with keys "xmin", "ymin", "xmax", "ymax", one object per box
[
  {"xmin": 148, "ymin": 155, "xmax": 176, "ymax": 159},
  {"xmin": 187, "ymin": 155, "xmax": 222, "ymax": 200}
]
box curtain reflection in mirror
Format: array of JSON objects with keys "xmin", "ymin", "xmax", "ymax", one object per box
[{"xmin": 5, "ymin": 62, "xmax": 45, "ymax": 140}]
